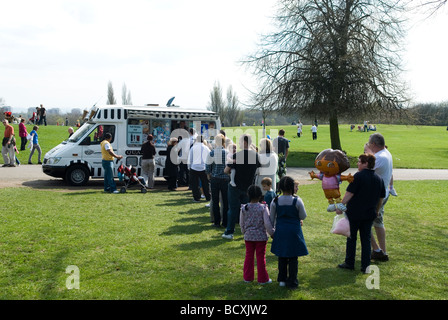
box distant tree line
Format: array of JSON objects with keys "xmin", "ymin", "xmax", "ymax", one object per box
[
  {"xmin": 234, "ymin": 101, "xmax": 448, "ymax": 127},
  {"xmin": 389, "ymin": 102, "xmax": 448, "ymax": 126}
]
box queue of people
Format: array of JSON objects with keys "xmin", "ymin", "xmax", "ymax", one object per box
[
  {"xmin": 158, "ymin": 129, "xmax": 393, "ymax": 289},
  {"xmin": 163, "ymin": 129, "xmax": 393, "ymax": 288}
]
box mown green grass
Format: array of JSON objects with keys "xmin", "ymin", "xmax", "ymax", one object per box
[
  {"xmin": 1, "ymin": 180, "xmax": 446, "ymax": 300},
  {"xmin": 223, "ymin": 124, "xmax": 448, "ymax": 169}
]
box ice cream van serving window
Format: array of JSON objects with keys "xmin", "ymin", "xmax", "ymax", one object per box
[
  {"xmin": 127, "ymin": 119, "xmax": 150, "ymax": 147},
  {"xmin": 151, "ymin": 119, "xmax": 171, "ymax": 147}
]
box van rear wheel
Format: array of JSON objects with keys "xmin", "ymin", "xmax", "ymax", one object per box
[{"xmin": 66, "ymin": 165, "xmax": 90, "ymax": 186}]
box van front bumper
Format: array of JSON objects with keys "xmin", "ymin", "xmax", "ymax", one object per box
[{"xmin": 42, "ymin": 164, "xmax": 66, "ymax": 178}]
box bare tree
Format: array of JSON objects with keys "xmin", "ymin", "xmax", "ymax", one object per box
[
  {"xmin": 121, "ymin": 83, "xmax": 133, "ymax": 105},
  {"xmin": 245, "ymin": 0, "xmax": 409, "ymax": 150},
  {"xmin": 107, "ymin": 81, "xmax": 116, "ymax": 105},
  {"xmin": 413, "ymin": 0, "xmax": 447, "ymax": 15},
  {"xmin": 225, "ymin": 86, "xmax": 243, "ymax": 127},
  {"xmin": 122, "ymin": 83, "xmax": 128, "ymax": 105},
  {"xmin": 207, "ymin": 82, "xmax": 243, "ymax": 127},
  {"xmin": 207, "ymin": 81, "xmax": 226, "ymax": 124}
]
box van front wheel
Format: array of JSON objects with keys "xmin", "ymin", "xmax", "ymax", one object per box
[{"xmin": 66, "ymin": 165, "xmax": 90, "ymax": 186}]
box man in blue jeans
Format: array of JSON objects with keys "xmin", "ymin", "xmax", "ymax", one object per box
[
  {"xmin": 206, "ymin": 134, "xmax": 229, "ymax": 228},
  {"xmin": 101, "ymin": 133, "xmax": 123, "ymax": 193},
  {"xmin": 222, "ymin": 134, "xmax": 260, "ymax": 240}
]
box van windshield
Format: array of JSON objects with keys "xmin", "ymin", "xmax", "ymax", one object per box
[{"xmin": 68, "ymin": 123, "xmax": 95, "ymax": 143}]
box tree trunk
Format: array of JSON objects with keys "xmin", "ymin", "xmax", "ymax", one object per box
[{"xmin": 329, "ymin": 111, "xmax": 342, "ymax": 150}]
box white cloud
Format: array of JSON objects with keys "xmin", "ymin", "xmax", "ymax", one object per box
[{"xmin": 1, "ymin": 0, "xmax": 276, "ymax": 111}]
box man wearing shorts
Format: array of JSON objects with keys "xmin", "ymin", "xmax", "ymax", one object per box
[{"xmin": 367, "ymin": 133, "xmax": 393, "ymax": 261}]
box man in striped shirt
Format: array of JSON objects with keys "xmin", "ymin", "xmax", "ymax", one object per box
[{"xmin": 206, "ymin": 134, "xmax": 230, "ymax": 228}]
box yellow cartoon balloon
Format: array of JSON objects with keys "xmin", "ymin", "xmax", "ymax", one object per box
[{"xmin": 309, "ymin": 149, "xmax": 354, "ymax": 212}]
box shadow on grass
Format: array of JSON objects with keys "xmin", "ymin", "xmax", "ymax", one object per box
[
  {"xmin": 21, "ymin": 177, "xmax": 170, "ymax": 191},
  {"xmin": 160, "ymin": 215, "xmax": 211, "ymax": 236},
  {"xmin": 307, "ymin": 267, "xmax": 357, "ymax": 289},
  {"xmin": 174, "ymin": 237, "xmax": 243, "ymax": 251},
  {"xmin": 22, "ymin": 179, "xmax": 103, "ymax": 191},
  {"xmin": 161, "ymin": 195, "xmax": 208, "ymax": 207}
]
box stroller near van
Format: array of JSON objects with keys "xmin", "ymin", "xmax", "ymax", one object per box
[{"xmin": 117, "ymin": 162, "xmax": 148, "ymax": 193}]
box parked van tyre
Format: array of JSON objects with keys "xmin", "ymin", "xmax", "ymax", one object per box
[{"xmin": 66, "ymin": 165, "xmax": 90, "ymax": 186}]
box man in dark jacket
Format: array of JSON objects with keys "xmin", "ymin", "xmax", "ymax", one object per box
[
  {"xmin": 336, "ymin": 153, "xmax": 385, "ymax": 273},
  {"xmin": 222, "ymin": 134, "xmax": 260, "ymax": 240}
]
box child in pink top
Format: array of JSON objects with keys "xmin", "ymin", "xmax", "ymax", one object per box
[{"xmin": 240, "ymin": 185, "xmax": 275, "ymax": 284}]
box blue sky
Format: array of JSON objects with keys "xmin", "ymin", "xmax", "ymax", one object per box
[{"xmin": 1, "ymin": 0, "xmax": 447, "ymax": 112}]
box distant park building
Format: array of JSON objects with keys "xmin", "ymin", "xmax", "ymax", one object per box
[{"xmin": 47, "ymin": 108, "xmax": 61, "ymax": 115}]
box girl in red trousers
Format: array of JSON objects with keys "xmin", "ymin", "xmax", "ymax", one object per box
[{"xmin": 240, "ymin": 185, "xmax": 274, "ymax": 284}]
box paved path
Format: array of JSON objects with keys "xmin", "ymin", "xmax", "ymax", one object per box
[{"xmin": 1, "ymin": 165, "xmax": 447, "ymax": 189}]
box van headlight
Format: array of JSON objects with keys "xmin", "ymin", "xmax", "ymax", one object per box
[{"xmin": 47, "ymin": 157, "xmax": 62, "ymax": 165}]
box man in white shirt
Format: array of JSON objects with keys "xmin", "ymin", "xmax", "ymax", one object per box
[
  {"xmin": 175, "ymin": 128, "xmax": 191, "ymax": 187},
  {"xmin": 311, "ymin": 125, "xmax": 317, "ymax": 140},
  {"xmin": 367, "ymin": 133, "xmax": 393, "ymax": 261},
  {"xmin": 188, "ymin": 135, "xmax": 211, "ymax": 202},
  {"xmin": 296, "ymin": 120, "xmax": 303, "ymax": 138}
]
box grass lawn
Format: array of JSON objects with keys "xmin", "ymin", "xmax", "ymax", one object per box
[
  {"xmin": 1, "ymin": 180, "xmax": 447, "ymax": 300},
  {"xmin": 223, "ymin": 124, "xmax": 448, "ymax": 169}
]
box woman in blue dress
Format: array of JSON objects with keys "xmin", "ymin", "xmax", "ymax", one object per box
[{"xmin": 270, "ymin": 176, "xmax": 308, "ymax": 288}]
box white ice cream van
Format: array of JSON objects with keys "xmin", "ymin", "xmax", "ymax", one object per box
[{"xmin": 42, "ymin": 104, "xmax": 221, "ymax": 186}]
